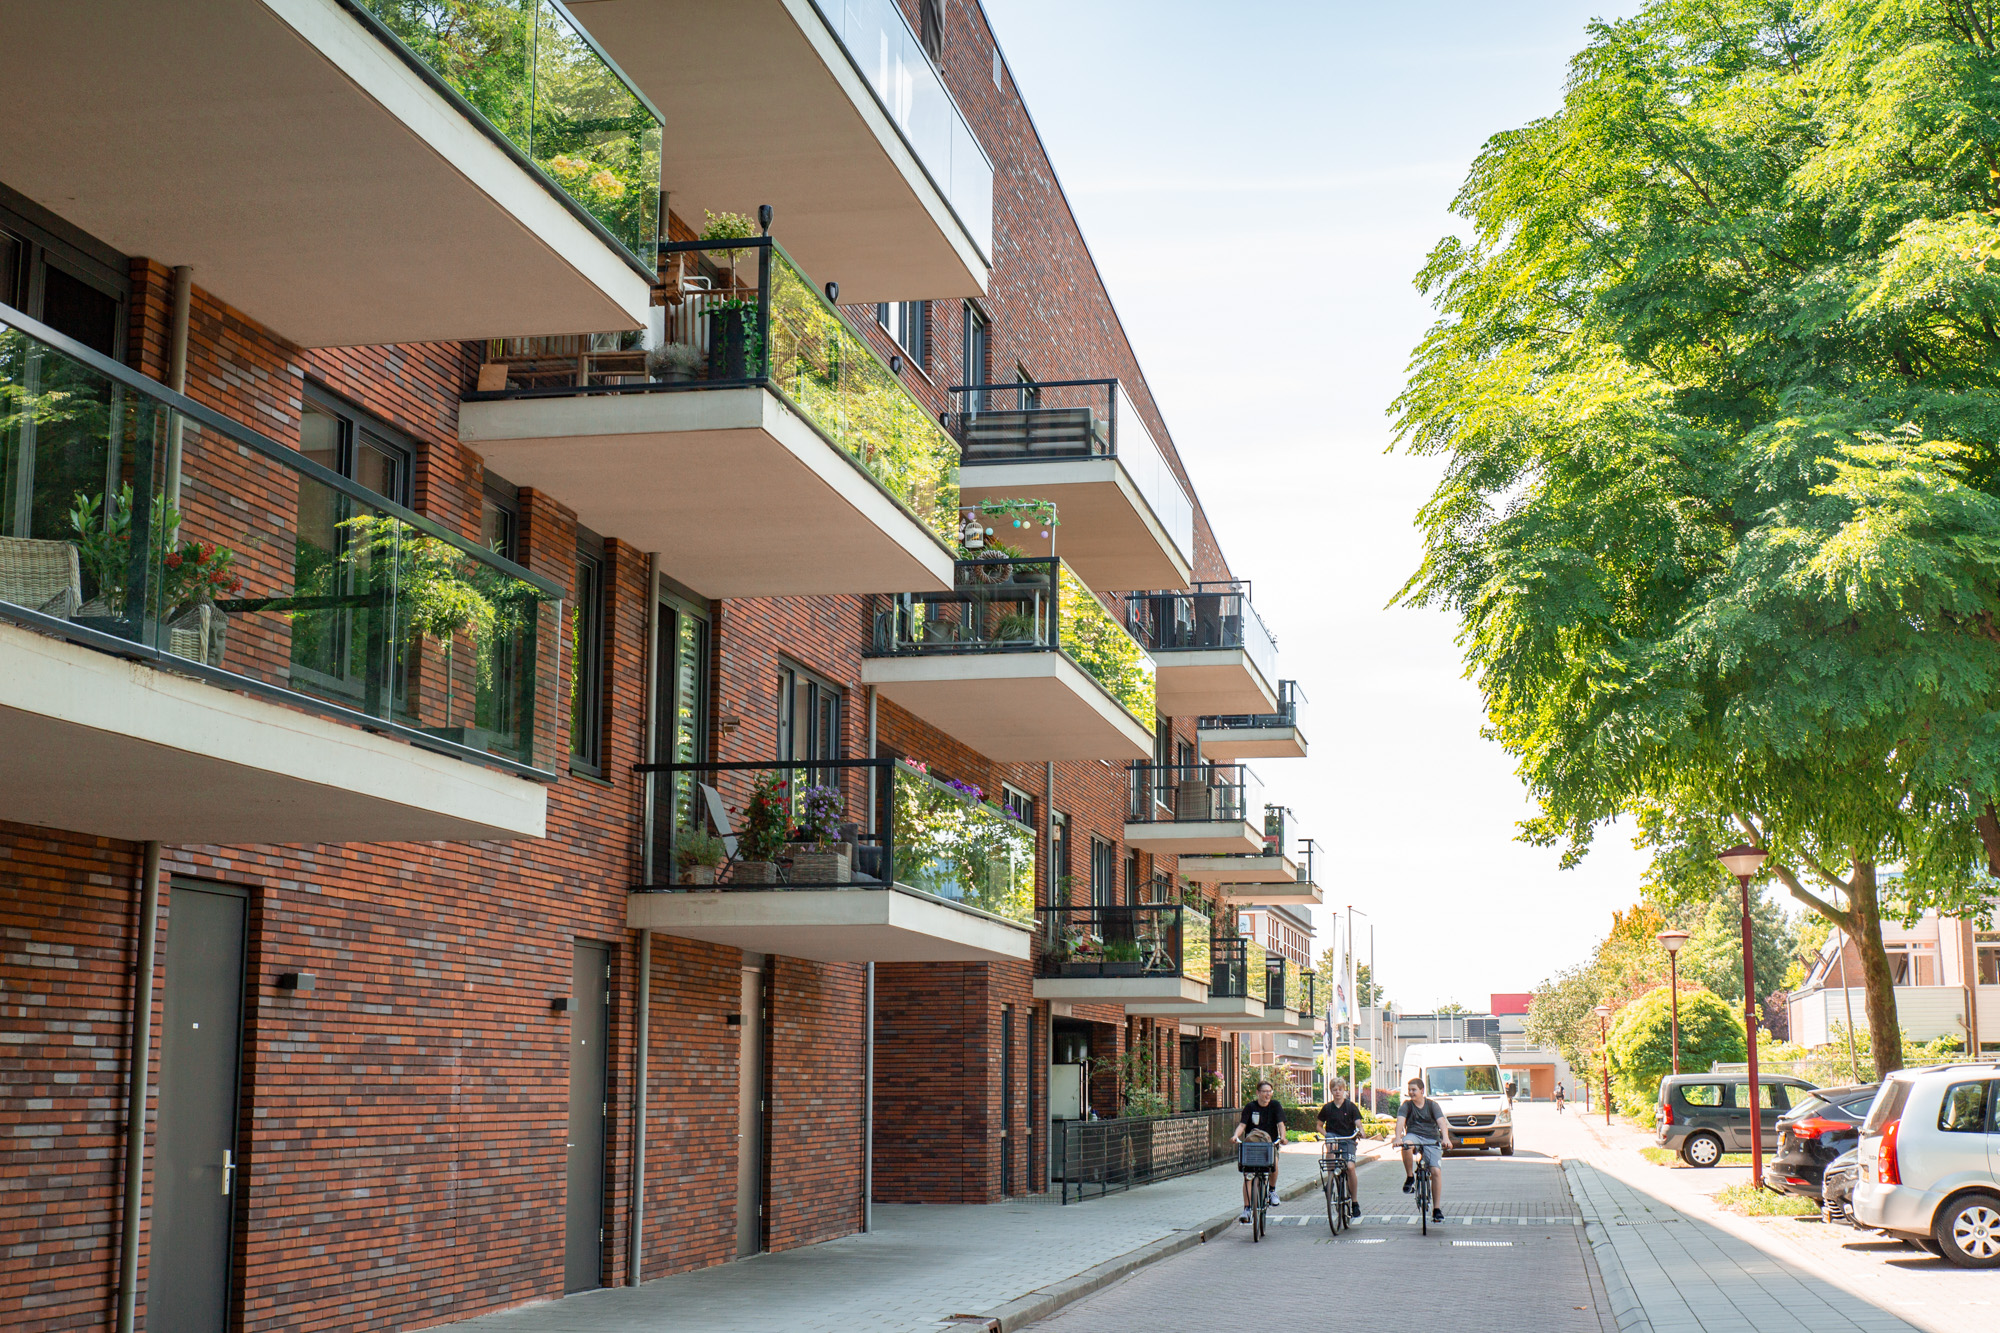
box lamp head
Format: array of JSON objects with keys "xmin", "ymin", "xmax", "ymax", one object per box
[
  {"xmin": 1592, "ymin": 1003, "xmax": 1611, "ymax": 1021},
  {"xmin": 1717, "ymin": 844, "xmax": 1768, "ymax": 879},
  {"xmin": 1657, "ymin": 928, "xmax": 1691, "ymax": 955}
]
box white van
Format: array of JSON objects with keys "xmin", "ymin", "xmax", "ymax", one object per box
[{"xmin": 1400, "ymin": 1042, "xmax": 1513, "ymax": 1155}]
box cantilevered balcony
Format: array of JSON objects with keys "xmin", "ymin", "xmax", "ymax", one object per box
[
  {"xmin": 564, "ymin": 0, "xmax": 991, "ymax": 300},
  {"xmin": 949, "ymin": 380, "xmax": 1194, "ymax": 592},
  {"xmin": 1125, "ymin": 581, "xmax": 1278, "ymax": 716},
  {"xmin": 1230, "ymin": 963, "xmax": 1317, "ymax": 1032},
  {"xmin": 461, "ymin": 239, "xmax": 957, "ymax": 596},
  {"xmin": 1178, "ymin": 804, "xmax": 1299, "ymax": 885},
  {"xmin": 1128, "ymin": 935, "xmax": 1263, "ymax": 1021},
  {"xmin": 0, "ymin": 306, "xmax": 556, "ymax": 843},
  {"xmin": 1208, "ymin": 832, "xmax": 1320, "ymax": 904},
  {"xmin": 862, "ymin": 557, "xmax": 1155, "ymax": 761},
  {"xmin": 1033, "ymin": 904, "xmax": 1212, "ymax": 1006},
  {"xmin": 629, "ymin": 759, "xmax": 1032, "ymax": 962},
  {"xmin": 1123, "ymin": 762, "xmax": 1265, "ymax": 856},
  {"xmin": 1198, "ymin": 680, "xmax": 1308, "ymax": 760},
  {"xmin": 0, "ymin": 0, "xmax": 659, "ymax": 346}
]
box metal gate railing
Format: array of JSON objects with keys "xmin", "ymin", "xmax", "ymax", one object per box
[{"xmin": 1050, "ymin": 1108, "xmax": 1239, "ymax": 1203}]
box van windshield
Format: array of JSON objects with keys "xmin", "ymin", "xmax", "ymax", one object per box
[{"xmin": 1426, "ymin": 1065, "xmax": 1502, "ymax": 1096}]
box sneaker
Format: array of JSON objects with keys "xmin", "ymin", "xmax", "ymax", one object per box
[
  {"xmin": 1239, "ymin": 1208, "xmax": 1252, "ymax": 1224},
  {"xmin": 1402, "ymin": 1177, "xmax": 1415, "ymax": 1194},
  {"xmin": 1432, "ymin": 1208, "xmax": 1444, "ymax": 1223},
  {"xmin": 1350, "ymin": 1199, "xmax": 1362, "ymax": 1219}
]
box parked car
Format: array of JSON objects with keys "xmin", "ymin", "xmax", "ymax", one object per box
[
  {"xmin": 1770, "ymin": 1082, "xmax": 1879, "ymax": 1200},
  {"xmin": 1822, "ymin": 1147, "xmax": 1860, "ymax": 1226},
  {"xmin": 1656, "ymin": 1072, "xmax": 1819, "ymax": 1167},
  {"xmin": 1854, "ymin": 1062, "xmax": 2000, "ymax": 1268}
]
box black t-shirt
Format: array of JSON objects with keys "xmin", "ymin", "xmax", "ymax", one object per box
[
  {"xmin": 1400, "ymin": 1097, "xmax": 1445, "ymax": 1141},
  {"xmin": 1240, "ymin": 1099, "xmax": 1286, "ymax": 1138},
  {"xmin": 1318, "ymin": 1099, "xmax": 1362, "ymax": 1136}
]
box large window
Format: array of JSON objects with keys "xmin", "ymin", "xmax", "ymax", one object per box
[
  {"xmin": 1977, "ymin": 932, "xmax": 2000, "ymax": 986},
  {"xmin": 877, "ymin": 301, "xmax": 927, "ymax": 363},
  {"xmin": 1049, "ymin": 810, "xmax": 1070, "ymax": 906},
  {"xmin": 963, "ymin": 303, "xmax": 990, "ymax": 405},
  {"xmin": 1089, "ymin": 836, "xmax": 1116, "ymax": 907},
  {"xmin": 569, "ymin": 531, "xmax": 606, "ymax": 773},
  {"xmin": 656, "ymin": 590, "xmax": 710, "ymax": 832},
  {"xmin": 476, "ymin": 479, "xmax": 524, "ymax": 748},
  {"xmin": 0, "ymin": 188, "xmax": 125, "ymax": 357},
  {"xmin": 777, "ymin": 660, "xmax": 843, "ymax": 794}
]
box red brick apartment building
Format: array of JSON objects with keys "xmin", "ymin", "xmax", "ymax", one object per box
[{"xmin": 0, "ymin": 2, "xmax": 1317, "ymax": 1329}]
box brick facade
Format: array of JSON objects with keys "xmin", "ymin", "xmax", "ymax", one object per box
[{"xmin": 1, "ymin": 2, "xmax": 1269, "ymax": 1327}]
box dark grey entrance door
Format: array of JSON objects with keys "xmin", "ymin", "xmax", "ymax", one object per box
[
  {"xmin": 153, "ymin": 883, "xmax": 247, "ymax": 1333},
  {"xmin": 736, "ymin": 960, "xmax": 766, "ymax": 1258},
  {"xmin": 565, "ymin": 943, "xmax": 608, "ymax": 1293}
]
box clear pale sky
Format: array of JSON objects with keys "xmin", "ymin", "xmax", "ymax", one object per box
[{"xmin": 986, "ymin": 0, "xmax": 1648, "ymax": 1010}]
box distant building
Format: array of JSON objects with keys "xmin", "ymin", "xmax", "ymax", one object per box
[{"xmin": 1786, "ymin": 909, "xmax": 2000, "ymax": 1052}]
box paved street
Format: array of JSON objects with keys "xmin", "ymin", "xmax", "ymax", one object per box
[{"xmin": 1026, "ymin": 1140, "xmax": 1607, "ymax": 1331}]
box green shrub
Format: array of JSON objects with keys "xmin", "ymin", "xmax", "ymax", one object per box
[{"xmin": 1606, "ymin": 985, "xmax": 1745, "ymax": 1111}]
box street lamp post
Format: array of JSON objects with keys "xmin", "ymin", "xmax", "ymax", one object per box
[
  {"xmin": 1593, "ymin": 1003, "xmax": 1612, "ymax": 1126},
  {"xmin": 1718, "ymin": 843, "xmax": 1771, "ymax": 1188},
  {"xmin": 1657, "ymin": 929, "xmax": 1691, "ymax": 1075}
]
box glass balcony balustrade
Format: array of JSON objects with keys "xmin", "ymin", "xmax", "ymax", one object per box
[
  {"xmin": 351, "ymin": 0, "xmax": 663, "ymax": 267},
  {"xmin": 870, "ymin": 555, "xmax": 1156, "ymax": 728},
  {"xmin": 1036, "ymin": 903, "xmax": 1212, "ymax": 988},
  {"xmin": 1212, "ymin": 935, "xmax": 1268, "ymax": 1004},
  {"xmin": 0, "ymin": 304, "xmax": 563, "ymax": 773},
  {"xmin": 1125, "ymin": 579, "xmax": 1278, "ymax": 683},
  {"xmin": 946, "ymin": 378, "xmax": 1194, "ymax": 566},
  {"xmin": 1126, "ymin": 762, "xmax": 1263, "ymax": 826},
  {"xmin": 807, "ymin": 0, "xmax": 994, "ymax": 258},
  {"xmin": 1267, "ymin": 955, "xmax": 1306, "ymax": 1014},
  {"xmin": 636, "ymin": 757, "xmax": 1035, "ymax": 927},
  {"xmin": 1200, "ymin": 678, "xmax": 1305, "ymax": 734},
  {"xmin": 474, "ymin": 237, "xmax": 960, "ymax": 546}
]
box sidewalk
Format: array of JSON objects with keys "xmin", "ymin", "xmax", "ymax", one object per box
[
  {"xmin": 1543, "ymin": 1105, "xmax": 1959, "ymax": 1333},
  {"xmin": 441, "ymin": 1141, "xmax": 1348, "ymax": 1333}
]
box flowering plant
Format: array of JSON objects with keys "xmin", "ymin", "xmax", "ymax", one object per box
[
  {"xmin": 736, "ymin": 774, "xmax": 791, "ymax": 861},
  {"xmin": 794, "ymin": 784, "xmax": 845, "ymax": 851},
  {"xmin": 945, "ymin": 778, "xmax": 984, "ymax": 802},
  {"xmin": 68, "ymin": 486, "xmax": 243, "ymax": 617}
]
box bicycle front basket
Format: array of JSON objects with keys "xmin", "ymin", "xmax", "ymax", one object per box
[{"xmin": 1238, "ymin": 1140, "xmax": 1278, "ymax": 1171}]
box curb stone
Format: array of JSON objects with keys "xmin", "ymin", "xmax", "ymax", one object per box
[
  {"xmin": 976, "ymin": 1142, "xmax": 1386, "ymax": 1332},
  {"xmin": 1563, "ymin": 1160, "xmax": 1654, "ymax": 1333}
]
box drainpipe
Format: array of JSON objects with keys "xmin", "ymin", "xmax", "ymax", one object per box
[
  {"xmin": 163, "ymin": 266, "xmax": 192, "ymax": 511},
  {"xmin": 630, "ymin": 555, "xmax": 660, "ymax": 1285},
  {"xmin": 864, "ymin": 684, "xmax": 878, "ymax": 1233},
  {"xmin": 116, "ymin": 841, "xmax": 163, "ymax": 1333}
]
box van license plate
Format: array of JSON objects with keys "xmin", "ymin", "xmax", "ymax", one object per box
[{"xmin": 1462, "ymin": 1137, "xmax": 1486, "ymax": 1145}]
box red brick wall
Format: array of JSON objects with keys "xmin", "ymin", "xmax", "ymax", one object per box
[{"xmin": 765, "ymin": 957, "xmax": 867, "ymax": 1250}]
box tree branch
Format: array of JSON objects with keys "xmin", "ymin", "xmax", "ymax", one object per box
[{"xmin": 1767, "ymin": 859, "xmax": 1852, "ymax": 928}]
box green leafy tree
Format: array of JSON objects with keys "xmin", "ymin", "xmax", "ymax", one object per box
[
  {"xmin": 1312, "ymin": 948, "xmax": 1380, "ymax": 1010},
  {"xmin": 1680, "ymin": 889, "xmax": 1795, "ymax": 1004},
  {"xmin": 1395, "ymin": 0, "xmax": 2000, "ymax": 1079},
  {"xmin": 1606, "ymin": 986, "xmax": 1746, "ymax": 1113},
  {"xmin": 1324, "ymin": 1045, "xmax": 1373, "ymax": 1089}
]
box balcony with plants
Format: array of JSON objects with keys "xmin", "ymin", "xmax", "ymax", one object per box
[
  {"xmin": 948, "ymin": 379, "xmax": 1195, "ymax": 592},
  {"xmin": 1033, "ymin": 902, "xmax": 1213, "ymax": 1006},
  {"xmin": 556, "ymin": 0, "xmax": 993, "ymax": 302},
  {"xmin": 0, "ymin": 305, "xmax": 560, "ymax": 844},
  {"xmin": 1133, "ymin": 931, "xmax": 1267, "ymax": 1021},
  {"xmin": 0, "ymin": 0, "xmax": 660, "ymax": 348},
  {"xmin": 1198, "ymin": 678, "xmax": 1308, "ymax": 760},
  {"xmin": 1123, "ymin": 761, "xmax": 1267, "ymax": 856},
  {"xmin": 861, "ymin": 553, "xmax": 1156, "ymax": 762},
  {"xmin": 459, "ymin": 235, "xmax": 960, "ymax": 597},
  {"xmin": 629, "ymin": 758, "xmax": 1034, "ymax": 963},
  {"xmin": 1124, "ymin": 580, "xmax": 1280, "ymax": 717}
]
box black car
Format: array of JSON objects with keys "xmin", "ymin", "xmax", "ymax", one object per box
[
  {"xmin": 1821, "ymin": 1147, "xmax": 1860, "ymax": 1225},
  {"xmin": 1769, "ymin": 1081, "xmax": 1878, "ymax": 1200}
]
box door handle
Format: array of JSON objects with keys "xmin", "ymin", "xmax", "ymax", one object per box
[{"xmin": 221, "ymin": 1149, "xmax": 235, "ymax": 1196}]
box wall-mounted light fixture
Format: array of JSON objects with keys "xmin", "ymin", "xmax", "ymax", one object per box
[
  {"xmin": 890, "ymin": 354, "xmax": 904, "ymax": 375},
  {"xmin": 758, "ymin": 203, "xmax": 773, "ymax": 235},
  {"xmin": 550, "ymin": 996, "xmax": 571, "ymax": 1013},
  {"xmin": 276, "ymin": 972, "xmax": 315, "ymax": 992},
  {"xmin": 825, "ymin": 281, "xmax": 839, "ymax": 303}
]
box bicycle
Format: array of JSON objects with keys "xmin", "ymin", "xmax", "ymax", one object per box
[
  {"xmin": 1321, "ymin": 1133, "xmax": 1359, "ymax": 1234},
  {"xmin": 1238, "ymin": 1139, "xmax": 1278, "ymax": 1242},
  {"xmin": 1406, "ymin": 1136, "xmax": 1441, "ymax": 1235}
]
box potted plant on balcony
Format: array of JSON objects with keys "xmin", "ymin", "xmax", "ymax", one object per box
[
  {"xmin": 648, "ymin": 341, "xmax": 705, "ymax": 383},
  {"xmin": 1100, "ymin": 936, "xmax": 1145, "ymax": 976},
  {"xmin": 732, "ymin": 773, "xmax": 790, "ymax": 885},
  {"xmin": 675, "ymin": 827, "xmax": 727, "ymax": 885},
  {"xmin": 703, "ymin": 299, "xmax": 761, "ymax": 381},
  {"xmin": 991, "ymin": 610, "xmax": 1038, "ymax": 643},
  {"xmin": 701, "ymin": 209, "xmax": 758, "ymax": 281},
  {"xmin": 784, "ymin": 784, "xmax": 850, "ymax": 884}
]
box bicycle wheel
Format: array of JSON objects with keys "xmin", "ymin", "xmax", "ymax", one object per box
[
  {"xmin": 1325, "ymin": 1171, "xmax": 1339, "ymax": 1235},
  {"xmin": 1254, "ymin": 1176, "xmax": 1268, "ymax": 1242},
  {"xmin": 1417, "ymin": 1172, "xmax": 1430, "ymax": 1236},
  {"xmin": 1336, "ymin": 1167, "xmax": 1352, "ymax": 1233}
]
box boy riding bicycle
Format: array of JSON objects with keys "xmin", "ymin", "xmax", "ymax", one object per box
[
  {"xmin": 1394, "ymin": 1075, "xmax": 1453, "ymax": 1224},
  {"xmin": 1316, "ymin": 1078, "xmax": 1363, "ymax": 1220},
  {"xmin": 1232, "ymin": 1079, "xmax": 1286, "ymax": 1223}
]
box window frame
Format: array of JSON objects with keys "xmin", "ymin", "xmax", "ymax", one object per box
[{"xmin": 569, "ymin": 528, "xmax": 608, "ymax": 776}]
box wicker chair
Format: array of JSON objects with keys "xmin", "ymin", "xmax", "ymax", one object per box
[{"xmin": 0, "ymin": 536, "xmax": 82, "ymax": 620}]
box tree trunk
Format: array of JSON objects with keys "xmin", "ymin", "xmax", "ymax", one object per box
[{"xmin": 1846, "ymin": 863, "xmax": 1905, "ymax": 1079}]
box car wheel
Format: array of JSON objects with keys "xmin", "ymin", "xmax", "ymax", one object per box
[
  {"xmin": 1934, "ymin": 1193, "xmax": 2000, "ymax": 1269},
  {"xmin": 1912, "ymin": 1236, "xmax": 1944, "ymax": 1257},
  {"xmin": 1681, "ymin": 1133, "xmax": 1724, "ymax": 1168},
  {"xmin": 1501, "ymin": 1144, "xmax": 1515, "ymax": 1157}
]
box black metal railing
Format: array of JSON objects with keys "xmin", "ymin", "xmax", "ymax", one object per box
[
  {"xmin": 1263, "ymin": 804, "xmax": 1289, "ymax": 855},
  {"xmin": 1267, "ymin": 955, "xmax": 1307, "ymax": 1013},
  {"xmin": 1199, "ymin": 678, "xmax": 1305, "ymax": 732},
  {"xmin": 868, "ymin": 555, "xmax": 1157, "ymax": 727},
  {"xmin": 1036, "ymin": 903, "xmax": 1212, "ymax": 986},
  {"xmin": 1125, "ymin": 762, "xmax": 1262, "ymax": 824},
  {"xmin": 631, "ymin": 758, "xmax": 1035, "ymax": 926},
  {"xmin": 1050, "ymin": 1107, "xmax": 1240, "ymax": 1203},
  {"xmin": 1212, "ymin": 936, "xmax": 1268, "ymax": 1003},
  {"xmin": 1124, "ymin": 580, "xmax": 1278, "ymax": 683},
  {"xmin": 945, "ymin": 377, "xmax": 1193, "ymax": 562}
]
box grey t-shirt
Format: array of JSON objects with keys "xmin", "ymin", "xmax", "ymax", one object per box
[{"xmin": 1400, "ymin": 1097, "xmax": 1445, "ymax": 1142}]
